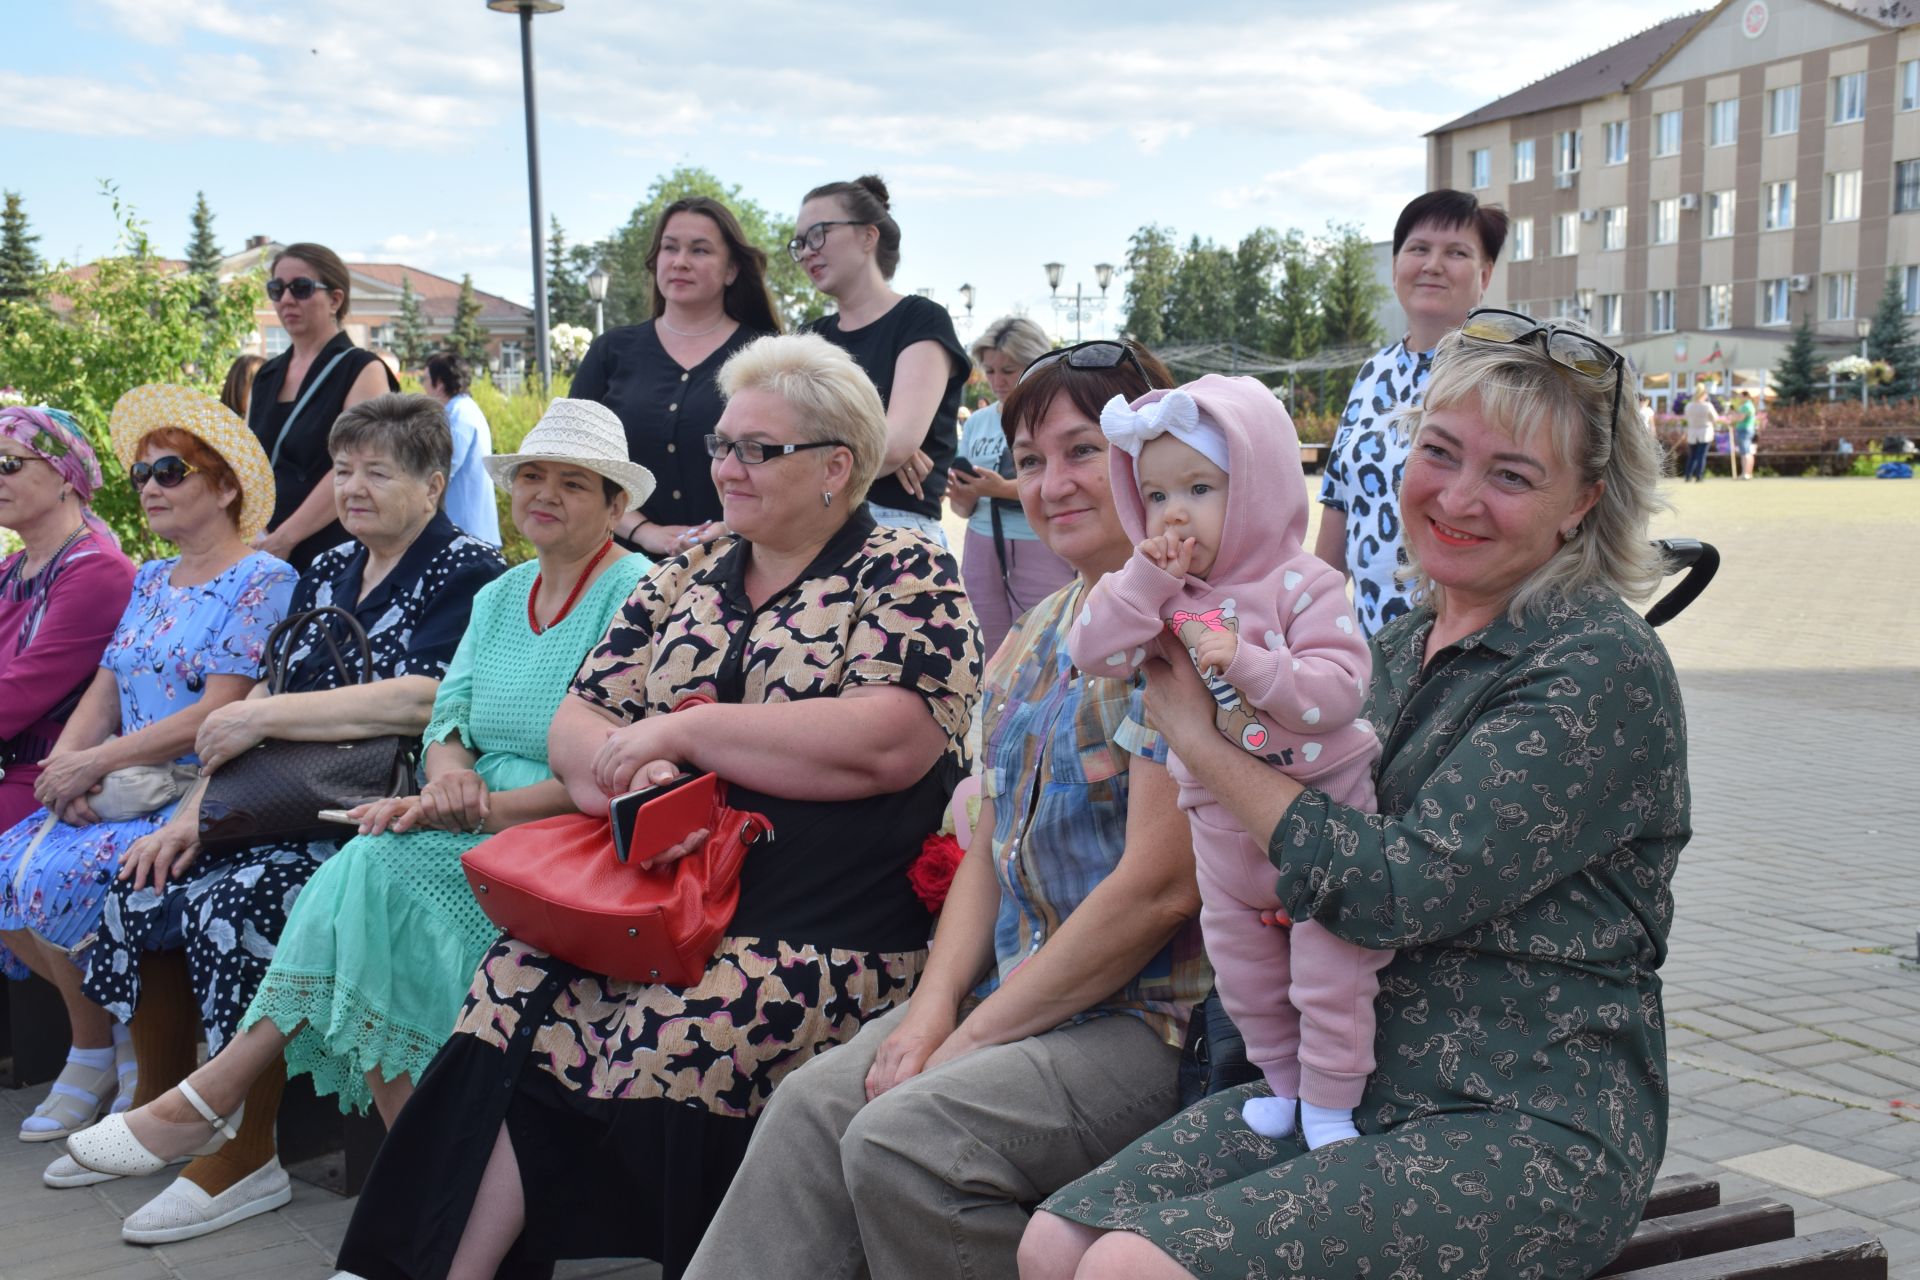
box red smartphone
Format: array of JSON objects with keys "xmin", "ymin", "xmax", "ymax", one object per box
[{"xmin": 609, "ymin": 771, "xmax": 717, "ymax": 864}]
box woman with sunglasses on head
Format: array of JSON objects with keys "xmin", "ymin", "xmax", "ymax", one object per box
[
  {"xmin": 0, "ymin": 386, "xmax": 296, "ymax": 1145},
  {"xmin": 1023, "ymin": 313, "xmax": 1690, "ymax": 1280},
  {"xmin": 794, "ymin": 175, "xmax": 968, "ymax": 546},
  {"xmin": 686, "ymin": 339, "xmax": 1211, "ymax": 1280},
  {"xmin": 329, "ymin": 334, "xmax": 980, "ymax": 1280},
  {"xmin": 572, "ymin": 196, "xmax": 782, "ymax": 559},
  {"xmin": 249, "ymin": 242, "xmax": 400, "ymax": 572}
]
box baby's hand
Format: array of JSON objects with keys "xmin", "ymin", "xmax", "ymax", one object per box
[
  {"xmin": 1138, "ymin": 532, "xmax": 1195, "ymax": 578},
  {"xmin": 1190, "ymin": 626, "xmax": 1238, "ymax": 677}
]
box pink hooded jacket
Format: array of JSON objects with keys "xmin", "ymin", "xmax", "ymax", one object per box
[{"xmin": 1067, "ymin": 374, "xmax": 1377, "ymax": 801}]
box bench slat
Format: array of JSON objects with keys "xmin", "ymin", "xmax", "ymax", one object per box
[
  {"xmin": 1605, "ymin": 1227, "xmax": 1888, "ymax": 1279},
  {"xmin": 1642, "ymin": 1174, "xmax": 1723, "ymax": 1220},
  {"xmin": 1597, "ymin": 1199, "xmax": 1794, "ymax": 1275}
]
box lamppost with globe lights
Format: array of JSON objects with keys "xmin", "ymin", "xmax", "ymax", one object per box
[
  {"xmin": 587, "ymin": 262, "xmax": 611, "ymax": 336},
  {"xmin": 487, "ymin": 0, "xmax": 562, "ymax": 392},
  {"xmin": 1043, "ymin": 261, "xmax": 1115, "ymax": 342},
  {"xmin": 958, "ymin": 283, "xmax": 975, "ymax": 328}
]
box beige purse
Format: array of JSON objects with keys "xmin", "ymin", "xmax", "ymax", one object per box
[{"xmin": 88, "ymin": 762, "xmax": 198, "ymax": 823}]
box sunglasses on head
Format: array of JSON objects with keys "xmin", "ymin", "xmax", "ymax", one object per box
[
  {"xmin": 128, "ymin": 456, "xmax": 199, "ymax": 491},
  {"xmin": 1018, "ymin": 340, "xmax": 1156, "ymax": 388},
  {"xmin": 1458, "ymin": 308, "xmax": 1627, "ymax": 430},
  {"xmin": 0, "ymin": 455, "xmax": 46, "ymax": 477},
  {"xmin": 265, "ymin": 276, "xmax": 335, "ymax": 303}
]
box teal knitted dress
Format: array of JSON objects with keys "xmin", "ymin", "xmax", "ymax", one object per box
[{"xmin": 241, "ymin": 553, "xmax": 650, "ymax": 1112}]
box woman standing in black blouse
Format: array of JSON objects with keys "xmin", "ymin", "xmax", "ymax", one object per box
[
  {"xmin": 248, "ymin": 242, "xmax": 399, "ymax": 572},
  {"xmin": 571, "ymin": 197, "xmax": 781, "ymax": 560},
  {"xmin": 795, "ymin": 175, "xmax": 968, "ymax": 546}
]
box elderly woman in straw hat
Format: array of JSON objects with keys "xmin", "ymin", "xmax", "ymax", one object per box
[
  {"xmin": 66, "ymin": 398, "xmax": 647, "ymax": 1244},
  {"xmin": 0, "ymin": 385, "xmax": 297, "ymax": 1144},
  {"xmin": 331, "ymin": 333, "xmax": 979, "ymax": 1280}
]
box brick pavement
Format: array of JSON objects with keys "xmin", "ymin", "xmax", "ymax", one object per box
[{"xmin": 2, "ymin": 474, "xmax": 1916, "ymax": 1278}]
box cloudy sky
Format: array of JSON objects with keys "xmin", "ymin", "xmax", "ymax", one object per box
[{"xmin": 10, "ymin": 0, "xmax": 1695, "ymax": 343}]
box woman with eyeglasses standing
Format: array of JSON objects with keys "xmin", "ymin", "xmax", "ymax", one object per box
[
  {"xmin": 794, "ymin": 176, "xmax": 968, "ymax": 546},
  {"xmin": 0, "ymin": 386, "xmax": 295, "ymax": 1143},
  {"xmin": 248, "ymin": 242, "xmax": 400, "ymax": 572},
  {"xmin": 572, "ymin": 196, "xmax": 782, "ymax": 559}
]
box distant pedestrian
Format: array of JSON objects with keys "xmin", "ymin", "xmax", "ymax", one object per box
[
  {"xmin": 423, "ymin": 351, "xmax": 502, "ymax": 546},
  {"xmin": 1640, "ymin": 394, "xmax": 1659, "ymax": 436},
  {"xmin": 218, "ymin": 355, "xmax": 264, "ymax": 421},
  {"xmin": 1732, "ymin": 389, "xmax": 1759, "ymax": 480},
  {"xmin": 1682, "ymin": 384, "xmax": 1722, "ymax": 482}
]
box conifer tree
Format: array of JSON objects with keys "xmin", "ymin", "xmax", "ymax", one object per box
[
  {"xmin": 394, "ymin": 275, "xmax": 431, "ymax": 370},
  {"xmin": 185, "ymin": 191, "xmax": 223, "ymax": 320},
  {"xmin": 1770, "ymin": 317, "xmax": 1821, "ymax": 405},
  {"xmin": 0, "ymin": 191, "xmax": 42, "ymax": 303},
  {"xmin": 449, "ymin": 274, "xmax": 488, "ymax": 365},
  {"xmin": 1866, "ymin": 268, "xmax": 1919, "ymax": 402}
]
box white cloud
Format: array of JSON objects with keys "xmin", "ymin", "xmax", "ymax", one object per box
[{"xmin": 1214, "ymin": 146, "xmax": 1431, "ymax": 233}]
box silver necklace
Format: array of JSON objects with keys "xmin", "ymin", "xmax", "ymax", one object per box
[
  {"xmin": 8, "ymin": 522, "xmax": 86, "ymax": 587},
  {"xmin": 660, "ymin": 314, "xmax": 727, "ymax": 338}
]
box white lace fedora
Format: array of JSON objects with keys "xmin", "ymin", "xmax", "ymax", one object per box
[{"xmin": 484, "ymin": 398, "xmax": 655, "ymax": 511}]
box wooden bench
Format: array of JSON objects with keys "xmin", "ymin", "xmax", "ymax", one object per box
[
  {"xmin": 1299, "ymin": 442, "xmax": 1329, "ymax": 473},
  {"xmin": 1601, "ymin": 1173, "xmax": 1887, "ymax": 1278}
]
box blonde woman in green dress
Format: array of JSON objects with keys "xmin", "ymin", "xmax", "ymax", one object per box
[{"xmin": 67, "ymin": 401, "xmax": 655, "ymax": 1241}]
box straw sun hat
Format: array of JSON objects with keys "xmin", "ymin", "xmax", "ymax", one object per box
[
  {"xmin": 484, "ymin": 398, "xmax": 656, "ymax": 512},
  {"xmin": 109, "ymin": 383, "xmax": 277, "ymax": 542}
]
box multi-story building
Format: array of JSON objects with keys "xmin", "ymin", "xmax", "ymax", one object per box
[{"xmin": 1427, "ymin": 0, "xmax": 1919, "ymax": 399}]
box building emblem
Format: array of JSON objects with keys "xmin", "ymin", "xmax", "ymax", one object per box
[{"xmin": 1741, "ymin": 0, "xmax": 1769, "ymax": 38}]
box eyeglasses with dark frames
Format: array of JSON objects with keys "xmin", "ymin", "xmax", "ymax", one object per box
[
  {"xmin": 704, "ymin": 434, "xmax": 848, "ymax": 466},
  {"xmin": 127, "ymin": 455, "xmax": 200, "ymax": 491},
  {"xmin": 265, "ymin": 276, "xmax": 336, "ymax": 303},
  {"xmin": 0, "ymin": 455, "xmax": 48, "ymax": 478},
  {"xmin": 785, "ymin": 221, "xmax": 868, "ymax": 262},
  {"xmin": 1458, "ymin": 308, "xmax": 1628, "ymax": 431},
  {"xmin": 1018, "ymin": 340, "xmax": 1156, "ymax": 388}
]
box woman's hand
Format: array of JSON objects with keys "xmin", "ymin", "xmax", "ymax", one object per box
[
  {"xmin": 865, "ymin": 998, "xmax": 961, "ymax": 1100},
  {"xmin": 1143, "ymin": 648, "xmax": 1222, "ymax": 759},
  {"xmin": 118, "ymin": 818, "xmax": 201, "ymax": 890},
  {"xmin": 591, "ymin": 717, "xmax": 688, "ymax": 798},
  {"xmin": 254, "ymin": 526, "xmax": 298, "ymax": 563},
  {"xmin": 33, "ymin": 747, "xmax": 107, "ymax": 813},
  {"xmin": 349, "ymin": 794, "xmax": 425, "ymax": 837},
  {"xmin": 893, "ymin": 448, "xmax": 934, "ymax": 500},
  {"xmin": 195, "ymin": 701, "xmax": 267, "ymax": 773},
  {"xmin": 417, "ymin": 768, "xmax": 490, "ymax": 834}
]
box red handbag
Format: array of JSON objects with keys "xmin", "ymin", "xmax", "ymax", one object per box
[{"xmin": 460, "ymin": 784, "xmax": 773, "ymax": 987}]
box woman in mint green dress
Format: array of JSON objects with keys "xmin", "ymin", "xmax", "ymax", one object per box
[{"xmin": 68, "ymin": 400, "xmax": 657, "ymax": 1242}]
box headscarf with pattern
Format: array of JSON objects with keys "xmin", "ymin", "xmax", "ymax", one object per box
[{"xmin": 0, "ymin": 405, "xmax": 119, "ymax": 548}]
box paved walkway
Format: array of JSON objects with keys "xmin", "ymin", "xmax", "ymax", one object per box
[{"xmin": 2, "ymin": 474, "xmax": 1916, "ymax": 1278}]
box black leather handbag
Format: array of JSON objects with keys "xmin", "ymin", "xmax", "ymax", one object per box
[
  {"xmin": 197, "ymin": 606, "xmax": 415, "ymax": 856},
  {"xmin": 1177, "ymin": 986, "xmax": 1263, "ymax": 1107}
]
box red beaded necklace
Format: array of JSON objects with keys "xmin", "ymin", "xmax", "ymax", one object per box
[{"xmin": 528, "ymin": 538, "xmax": 615, "ymax": 635}]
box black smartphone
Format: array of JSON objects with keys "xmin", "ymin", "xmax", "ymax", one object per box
[
  {"xmin": 950, "ymin": 455, "xmax": 982, "ymax": 477},
  {"xmin": 609, "ymin": 771, "xmax": 713, "ymax": 864}
]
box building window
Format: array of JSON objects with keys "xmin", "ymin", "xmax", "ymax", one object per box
[
  {"xmin": 369, "ymin": 324, "xmax": 393, "ymax": 348},
  {"xmin": 1601, "ymin": 206, "xmax": 1628, "ymax": 251},
  {"xmin": 1761, "ymin": 279, "xmax": 1792, "ymax": 326},
  {"xmin": 1904, "ymin": 61, "xmax": 1920, "ymax": 112},
  {"xmin": 1703, "ymin": 283, "xmax": 1733, "ymax": 329},
  {"xmin": 1604, "ymin": 121, "xmax": 1629, "ymax": 165},
  {"xmin": 263, "ymin": 326, "xmax": 290, "ymax": 357},
  {"xmin": 1709, "ymin": 99, "xmax": 1739, "ymax": 147},
  {"xmin": 1705, "ymin": 190, "xmax": 1736, "ymax": 238},
  {"xmin": 1905, "ymin": 265, "xmax": 1920, "ymax": 313},
  {"xmin": 1553, "ymin": 211, "xmax": 1579, "ymax": 256},
  {"xmin": 1513, "ymin": 138, "xmax": 1535, "ymax": 182},
  {"xmin": 1649, "ymin": 289, "xmax": 1676, "ymax": 333},
  {"xmin": 1832, "ymin": 72, "xmax": 1866, "ymax": 125},
  {"xmin": 1511, "ymin": 217, "xmax": 1534, "ymax": 261},
  {"xmin": 499, "ymin": 341, "xmax": 523, "ymax": 370},
  {"xmin": 1470, "ymin": 148, "xmax": 1491, "ymax": 189},
  {"xmin": 1651, "ymin": 196, "xmax": 1679, "ymax": 244},
  {"xmin": 1824, "ymin": 272, "xmax": 1856, "ymax": 321},
  {"xmin": 1600, "ymin": 294, "xmax": 1623, "ymax": 336},
  {"xmin": 1827, "ymin": 170, "xmax": 1862, "ymax": 222},
  {"xmin": 1556, "ymin": 129, "xmax": 1582, "ymax": 174},
  {"xmin": 1654, "ymin": 109, "xmax": 1682, "ymax": 157},
  {"xmin": 1767, "ymin": 85, "xmax": 1800, "ymax": 135},
  {"xmin": 1765, "ymin": 180, "xmax": 1796, "ymax": 230},
  {"xmin": 1896, "ymin": 160, "xmax": 1920, "ymax": 214}
]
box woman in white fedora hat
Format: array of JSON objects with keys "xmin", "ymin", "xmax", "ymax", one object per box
[{"xmin": 66, "ymin": 399, "xmax": 651, "ymax": 1244}]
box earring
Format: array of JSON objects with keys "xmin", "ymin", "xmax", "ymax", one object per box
[
  {"xmin": 1561, "ymin": 522, "xmax": 1582, "ymax": 543},
  {"xmin": 822, "ymin": 490, "xmax": 834, "ymax": 508}
]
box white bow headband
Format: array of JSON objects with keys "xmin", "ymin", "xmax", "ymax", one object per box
[{"xmin": 1099, "ymin": 391, "xmax": 1231, "ymax": 474}]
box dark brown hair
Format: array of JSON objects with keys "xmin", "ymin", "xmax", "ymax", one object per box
[
  {"xmin": 271, "ymin": 241, "xmax": 353, "ymax": 321},
  {"xmin": 138, "ymin": 427, "xmax": 243, "ymax": 530},
  {"xmin": 803, "ymin": 175, "xmax": 900, "ymax": 280},
  {"xmin": 646, "ymin": 197, "xmax": 783, "ymax": 334},
  {"xmin": 1392, "ymin": 190, "xmax": 1510, "ymax": 264},
  {"xmin": 424, "ymin": 350, "xmax": 472, "ymax": 397},
  {"xmin": 999, "ymin": 341, "xmax": 1173, "ymax": 445},
  {"xmin": 219, "ymin": 354, "xmax": 264, "ymax": 419}
]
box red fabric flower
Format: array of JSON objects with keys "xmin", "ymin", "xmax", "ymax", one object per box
[{"xmin": 907, "ymin": 832, "xmax": 966, "ymax": 914}]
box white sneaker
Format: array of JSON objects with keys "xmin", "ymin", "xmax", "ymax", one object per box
[{"xmin": 120, "ymin": 1160, "xmax": 292, "ymax": 1245}]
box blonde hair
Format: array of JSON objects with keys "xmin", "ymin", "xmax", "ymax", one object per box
[
  {"xmin": 717, "ymin": 333, "xmax": 888, "ymax": 505},
  {"xmin": 1402, "ymin": 322, "xmax": 1669, "ymax": 623},
  {"xmin": 969, "ymin": 316, "xmax": 1050, "ymax": 370}
]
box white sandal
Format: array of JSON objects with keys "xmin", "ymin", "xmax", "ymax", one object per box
[
  {"xmin": 44, "ymin": 1107, "xmax": 241, "ymax": 1188},
  {"xmin": 18, "ymin": 1058, "xmax": 116, "ymax": 1142},
  {"xmin": 109, "ymin": 1034, "xmax": 138, "ymax": 1115},
  {"xmin": 65, "ymin": 1080, "xmax": 240, "ymax": 1177}
]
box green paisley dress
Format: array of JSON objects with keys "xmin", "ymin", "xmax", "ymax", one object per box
[{"xmin": 1043, "ymin": 592, "xmax": 1691, "ymax": 1280}]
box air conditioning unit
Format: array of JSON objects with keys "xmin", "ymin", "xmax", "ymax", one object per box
[
  {"xmin": 1789, "ymin": 274, "xmax": 1811, "ymax": 293},
  {"xmin": 1678, "ymin": 193, "xmax": 1700, "ymax": 211},
  {"xmin": 1555, "ymin": 172, "xmax": 1576, "ymax": 190},
  {"xmin": 1579, "ymin": 208, "xmax": 1598, "ymax": 222}
]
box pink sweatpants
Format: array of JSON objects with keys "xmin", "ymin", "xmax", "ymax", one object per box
[{"xmin": 1190, "ymin": 766, "xmax": 1389, "ymax": 1110}]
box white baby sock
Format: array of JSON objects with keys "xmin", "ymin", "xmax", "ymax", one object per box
[
  {"xmin": 1301, "ymin": 1101, "xmax": 1360, "ymax": 1149},
  {"xmin": 1242, "ymin": 1094, "xmax": 1297, "ymax": 1138}
]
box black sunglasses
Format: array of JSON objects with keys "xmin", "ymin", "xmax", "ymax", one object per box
[
  {"xmin": 1459, "ymin": 308, "xmax": 1627, "ymax": 430},
  {"xmin": 785, "ymin": 220, "xmax": 868, "ymax": 262},
  {"xmin": 265, "ymin": 276, "xmax": 335, "ymax": 303},
  {"xmin": 1018, "ymin": 340, "xmax": 1156, "ymax": 388},
  {"xmin": 0, "ymin": 455, "xmax": 46, "ymax": 477},
  {"xmin": 128, "ymin": 455, "xmax": 200, "ymax": 490},
  {"xmin": 705, "ymin": 434, "xmax": 847, "ymax": 466}
]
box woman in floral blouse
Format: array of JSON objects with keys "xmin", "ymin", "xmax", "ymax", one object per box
[{"xmin": 1025, "ymin": 314, "xmax": 1691, "ymax": 1280}]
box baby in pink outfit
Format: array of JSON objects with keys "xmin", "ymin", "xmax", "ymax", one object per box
[{"xmin": 1068, "ymin": 374, "xmax": 1391, "ymax": 1148}]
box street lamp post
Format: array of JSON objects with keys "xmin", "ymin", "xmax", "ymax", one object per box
[
  {"xmin": 957, "ymin": 283, "xmax": 975, "ymax": 328},
  {"xmin": 1576, "ymin": 287, "xmax": 1597, "ymax": 325},
  {"xmin": 587, "ymin": 263, "xmax": 611, "ymax": 336},
  {"xmin": 1042, "ymin": 261, "xmax": 1116, "ymax": 342},
  {"xmin": 1857, "ymin": 317, "xmax": 1872, "ymax": 407},
  {"xmin": 487, "ymin": 0, "xmax": 563, "ymax": 392}
]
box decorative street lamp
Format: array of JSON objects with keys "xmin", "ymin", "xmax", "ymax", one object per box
[
  {"xmin": 957, "ymin": 283, "xmax": 975, "ymax": 325},
  {"xmin": 1576, "ymin": 287, "xmax": 1597, "ymax": 323},
  {"xmin": 1857, "ymin": 316, "xmax": 1872, "ymax": 407},
  {"xmin": 487, "ymin": 0, "xmax": 564, "ymax": 392},
  {"xmin": 1042, "ymin": 261, "xmax": 1115, "ymax": 342},
  {"xmin": 587, "ymin": 262, "xmax": 611, "ymax": 336}
]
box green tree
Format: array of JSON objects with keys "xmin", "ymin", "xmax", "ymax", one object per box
[
  {"xmin": 1317, "ymin": 222, "xmax": 1385, "ymax": 349},
  {"xmin": 1771, "ymin": 317, "xmax": 1821, "ymax": 405},
  {"xmin": 546, "ymin": 216, "xmax": 590, "ymax": 330},
  {"xmin": 0, "ymin": 191, "xmax": 41, "ymax": 303},
  {"xmin": 1119, "ymin": 224, "xmax": 1179, "ymax": 346},
  {"xmin": 1272, "ymin": 229, "xmax": 1324, "ymax": 359},
  {"xmin": 599, "ymin": 167, "xmax": 818, "ymax": 331},
  {"xmin": 0, "ymin": 187, "xmax": 258, "ymax": 559},
  {"xmin": 1866, "ymin": 268, "xmax": 1919, "ymax": 402},
  {"xmin": 448, "ymin": 274, "xmax": 488, "ymax": 365},
  {"xmin": 185, "ymin": 191, "xmax": 223, "ymax": 326},
  {"xmin": 1230, "ymin": 228, "xmax": 1284, "ymax": 354},
  {"xmin": 1164, "ymin": 234, "xmax": 1237, "ymax": 344},
  {"xmin": 393, "ymin": 274, "xmax": 431, "ymax": 370}
]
